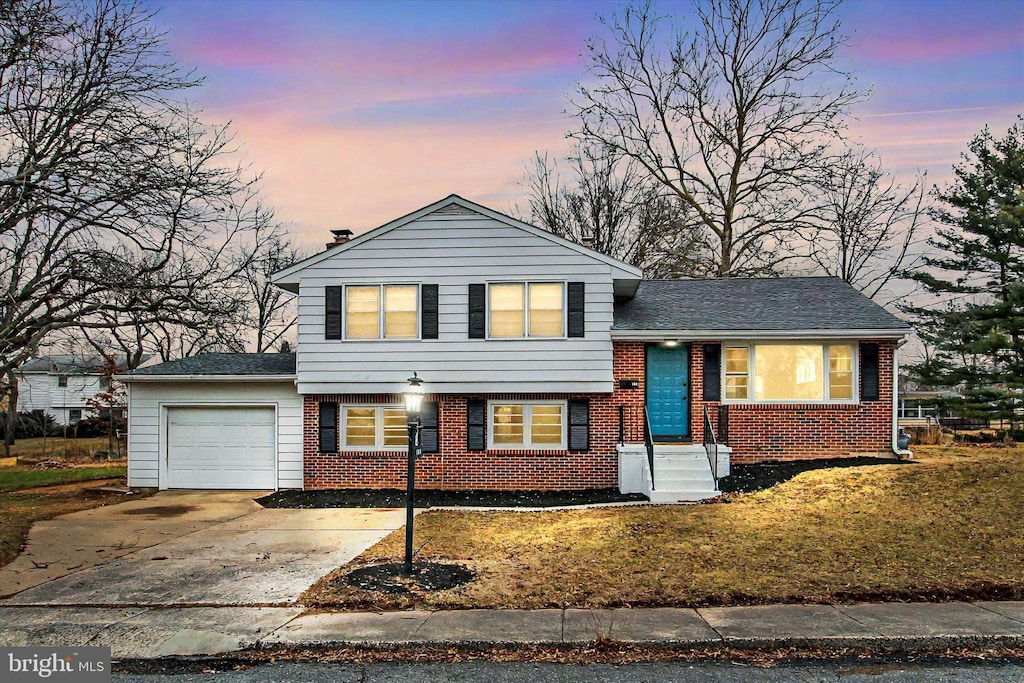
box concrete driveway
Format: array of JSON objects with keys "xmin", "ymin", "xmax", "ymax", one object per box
[{"xmin": 0, "ymin": 490, "xmax": 406, "ymax": 606}]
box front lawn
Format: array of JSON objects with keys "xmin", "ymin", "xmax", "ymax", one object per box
[
  {"xmin": 304, "ymin": 444, "xmax": 1024, "ymax": 610},
  {"xmin": 4, "ymin": 436, "xmax": 119, "ymax": 462},
  {"xmin": 0, "ymin": 477, "xmax": 145, "ymax": 568},
  {"xmin": 0, "ymin": 466, "xmax": 128, "ymax": 492}
]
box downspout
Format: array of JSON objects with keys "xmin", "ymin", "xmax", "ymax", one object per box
[{"xmin": 892, "ymin": 338, "xmax": 913, "ymax": 459}]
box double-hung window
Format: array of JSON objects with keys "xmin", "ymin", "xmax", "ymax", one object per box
[
  {"xmin": 489, "ymin": 401, "xmax": 565, "ymax": 448},
  {"xmin": 341, "ymin": 406, "xmax": 407, "ymax": 449},
  {"xmin": 488, "ymin": 282, "xmax": 564, "ymax": 338},
  {"xmin": 723, "ymin": 343, "xmax": 857, "ymax": 402},
  {"xmin": 345, "ymin": 285, "xmax": 418, "ymax": 339}
]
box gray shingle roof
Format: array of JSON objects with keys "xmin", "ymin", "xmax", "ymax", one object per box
[
  {"xmin": 613, "ymin": 277, "xmax": 911, "ymax": 332},
  {"xmin": 126, "ymin": 353, "xmax": 296, "ymax": 376},
  {"xmin": 19, "ymin": 354, "xmax": 145, "ymax": 374}
]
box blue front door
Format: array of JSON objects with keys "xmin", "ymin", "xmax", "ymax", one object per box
[{"xmin": 646, "ymin": 344, "xmax": 690, "ymax": 440}]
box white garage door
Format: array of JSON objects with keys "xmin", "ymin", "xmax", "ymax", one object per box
[{"xmin": 166, "ymin": 407, "xmax": 276, "ymax": 489}]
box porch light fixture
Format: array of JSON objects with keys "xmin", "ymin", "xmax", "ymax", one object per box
[
  {"xmin": 404, "ymin": 372, "xmax": 424, "ymax": 417},
  {"xmin": 663, "ymin": 340, "xmax": 680, "ymax": 348},
  {"xmin": 403, "ymin": 373, "xmax": 424, "ymax": 574}
]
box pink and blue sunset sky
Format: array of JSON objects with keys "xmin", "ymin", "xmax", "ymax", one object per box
[{"xmin": 148, "ymin": 0, "xmax": 1024, "ymax": 248}]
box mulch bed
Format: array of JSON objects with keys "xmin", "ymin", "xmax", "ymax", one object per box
[
  {"xmin": 718, "ymin": 456, "xmax": 910, "ymax": 494},
  {"xmin": 257, "ymin": 458, "xmax": 907, "ymax": 508},
  {"xmin": 344, "ymin": 562, "xmax": 476, "ymax": 594},
  {"xmin": 256, "ymin": 487, "xmax": 648, "ymax": 509}
]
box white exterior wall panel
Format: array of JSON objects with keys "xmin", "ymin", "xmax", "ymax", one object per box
[
  {"xmin": 294, "ymin": 213, "xmax": 618, "ymax": 394},
  {"xmin": 126, "ymin": 381, "xmax": 303, "ymax": 490}
]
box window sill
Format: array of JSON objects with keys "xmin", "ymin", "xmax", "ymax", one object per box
[
  {"xmin": 721, "ymin": 401, "xmax": 862, "ymax": 409},
  {"xmin": 487, "ymin": 448, "xmax": 569, "ymax": 455}
]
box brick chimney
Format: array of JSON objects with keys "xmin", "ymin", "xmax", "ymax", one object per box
[{"xmin": 326, "ymin": 228, "xmax": 354, "ymax": 249}]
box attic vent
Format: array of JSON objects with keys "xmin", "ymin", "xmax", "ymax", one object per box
[
  {"xmin": 431, "ymin": 204, "xmax": 478, "ymax": 217},
  {"xmin": 326, "ymin": 228, "xmax": 353, "ymax": 249}
]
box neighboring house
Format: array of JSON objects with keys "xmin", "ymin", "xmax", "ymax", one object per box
[
  {"xmin": 120, "ymin": 195, "xmax": 913, "ymax": 501},
  {"xmin": 16, "ymin": 355, "xmax": 133, "ymax": 425}
]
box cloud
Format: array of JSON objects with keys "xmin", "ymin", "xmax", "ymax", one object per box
[{"xmin": 225, "ymin": 113, "xmax": 574, "ymax": 247}]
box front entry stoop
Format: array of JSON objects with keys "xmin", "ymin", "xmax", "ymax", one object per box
[{"xmin": 648, "ymin": 445, "xmax": 720, "ymax": 503}]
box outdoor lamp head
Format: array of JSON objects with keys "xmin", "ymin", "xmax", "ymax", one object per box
[{"xmin": 404, "ymin": 373, "xmax": 424, "ymax": 418}]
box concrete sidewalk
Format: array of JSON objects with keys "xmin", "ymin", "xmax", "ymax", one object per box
[{"xmin": 0, "ymin": 601, "xmax": 1022, "ymax": 659}]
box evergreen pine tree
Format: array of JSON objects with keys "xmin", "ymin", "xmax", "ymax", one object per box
[{"xmin": 906, "ymin": 120, "xmax": 1024, "ymax": 430}]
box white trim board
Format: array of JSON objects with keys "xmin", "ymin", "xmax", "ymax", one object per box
[{"xmin": 611, "ymin": 328, "xmax": 912, "ymax": 341}]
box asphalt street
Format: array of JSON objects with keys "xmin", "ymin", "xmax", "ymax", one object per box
[{"xmin": 113, "ymin": 660, "xmax": 1024, "ymax": 682}]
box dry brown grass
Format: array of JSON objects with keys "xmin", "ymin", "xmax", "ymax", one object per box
[
  {"xmin": 5, "ymin": 436, "xmax": 120, "ymax": 462},
  {"xmin": 303, "ymin": 444, "xmax": 1024, "ymax": 610},
  {"xmin": 0, "ymin": 478, "xmax": 150, "ymax": 568}
]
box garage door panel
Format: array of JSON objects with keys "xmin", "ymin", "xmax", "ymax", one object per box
[{"xmin": 166, "ymin": 407, "xmax": 276, "ymax": 489}]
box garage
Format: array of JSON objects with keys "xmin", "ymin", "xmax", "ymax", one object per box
[
  {"xmin": 120, "ymin": 353, "xmax": 303, "ymax": 490},
  {"xmin": 165, "ymin": 406, "xmax": 277, "ymax": 489}
]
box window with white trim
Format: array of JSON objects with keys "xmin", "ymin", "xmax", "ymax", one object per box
[
  {"xmin": 345, "ymin": 285, "xmax": 418, "ymax": 339},
  {"xmin": 488, "ymin": 282, "xmax": 564, "ymax": 338},
  {"xmin": 342, "ymin": 406, "xmax": 407, "ymax": 449},
  {"xmin": 722, "ymin": 343, "xmax": 857, "ymax": 402},
  {"xmin": 489, "ymin": 401, "xmax": 565, "ymax": 448}
]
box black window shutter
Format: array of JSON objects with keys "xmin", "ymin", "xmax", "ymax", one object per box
[
  {"xmin": 567, "ymin": 282, "xmax": 585, "ymax": 338},
  {"xmin": 421, "ymin": 284, "xmax": 439, "ymax": 340},
  {"xmin": 568, "ymin": 399, "xmax": 590, "ymax": 451},
  {"xmin": 420, "ymin": 401, "xmax": 439, "ymax": 453},
  {"xmin": 703, "ymin": 344, "xmax": 721, "ymax": 401},
  {"xmin": 860, "ymin": 343, "xmax": 880, "ymax": 401},
  {"xmin": 318, "ymin": 402, "xmax": 338, "ymax": 453},
  {"xmin": 467, "ymin": 398, "xmax": 486, "ymax": 450},
  {"xmin": 468, "ymin": 284, "xmax": 486, "ymax": 338},
  {"xmin": 325, "ymin": 286, "xmax": 342, "ymax": 340}
]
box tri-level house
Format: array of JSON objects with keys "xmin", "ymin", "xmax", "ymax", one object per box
[{"xmin": 121, "ymin": 195, "xmax": 913, "ymax": 502}]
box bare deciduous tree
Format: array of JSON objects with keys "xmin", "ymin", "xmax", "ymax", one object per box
[
  {"xmin": 238, "ymin": 236, "xmax": 303, "ymax": 353},
  {"xmin": 572, "ymin": 0, "xmax": 864, "ymax": 276},
  {"xmin": 805, "ymin": 147, "xmax": 926, "ymax": 302},
  {"xmin": 521, "ymin": 146, "xmax": 711, "ymax": 276},
  {"xmin": 0, "ymin": 0, "xmax": 280, "ymax": 418}
]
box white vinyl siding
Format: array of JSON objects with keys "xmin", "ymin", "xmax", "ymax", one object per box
[
  {"xmin": 125, "ymin": 381, "xmax": 303, "ymax": 490},
  {"xmin": 722, "ymin": 343, "xmax": 858, "ymax": 403},
  {"xmin": 15, "ymin": 372, "xmax": 108, "ymax": 424},
  {"xmin": 294, "ymin": 210, "xmax": 618, "ymax": 394},
  {"xmin": 489, "ymin": 401, "xmax": 566, "ymax": 449}
]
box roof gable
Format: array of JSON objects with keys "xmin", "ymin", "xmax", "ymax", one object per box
[{"xmin": 272, "ymin": 194, "xmax": 642, "ymax": 291}]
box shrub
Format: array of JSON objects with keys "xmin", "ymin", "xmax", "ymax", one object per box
[
  {"xmin": 11, "ymin": 410, "xmax": 61, "ymax": 439},
  {"xmin": 906, "ymin": 425, "xmax": 944, "ymax": 445}
]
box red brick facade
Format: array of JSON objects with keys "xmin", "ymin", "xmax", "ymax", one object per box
[
  {"xmin": 301, "ymin": 340, "xmax": 897, "ymax": 489},
  {"xmin": 689, "ymin": 340, "xmax": 897, "ymax": 463}
]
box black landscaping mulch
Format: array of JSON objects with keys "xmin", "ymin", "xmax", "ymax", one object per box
[
  {"xmin": 256, "ymin": 458, "xmax": 909, "ymax": 509},
  {"xmin": 717, "ymin": 456, "xmax": 911, "ymax": 494},
  {"xmin": 344, "ymin": 561, "xmax": 476, "ymax": 595},
  {"xmin": 255, "ymin": 487, "xmax": 649, "ymax": 509}
]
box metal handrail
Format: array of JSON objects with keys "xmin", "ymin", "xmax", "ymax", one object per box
[
  {"xmin": 702, "ymin": 405, "xmax": 719, "ymax": 489},
  {"xmin": 643, "ymin": 405, "xmax": 655, "ymax": 490}
]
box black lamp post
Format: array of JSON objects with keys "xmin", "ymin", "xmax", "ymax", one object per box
[{"xmin": 403, "ymin": 372, "xmax": 424, "ymax": 575}]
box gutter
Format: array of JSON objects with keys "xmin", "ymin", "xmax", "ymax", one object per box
[
  {"xmin": 115, "ymin": 374, "xmax": 297, "ymax": 383},
  {"xmin": 892, "ymin": 339, "xmax": 914, "ymax": 459},
  {"xmin": 610, "ymin": 328, "xmax": 914, "ymax": 341}
]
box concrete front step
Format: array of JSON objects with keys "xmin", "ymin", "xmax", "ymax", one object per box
[{"xmin": 649, "ymin": 488, "xmax": 720, "ymax": 503}]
